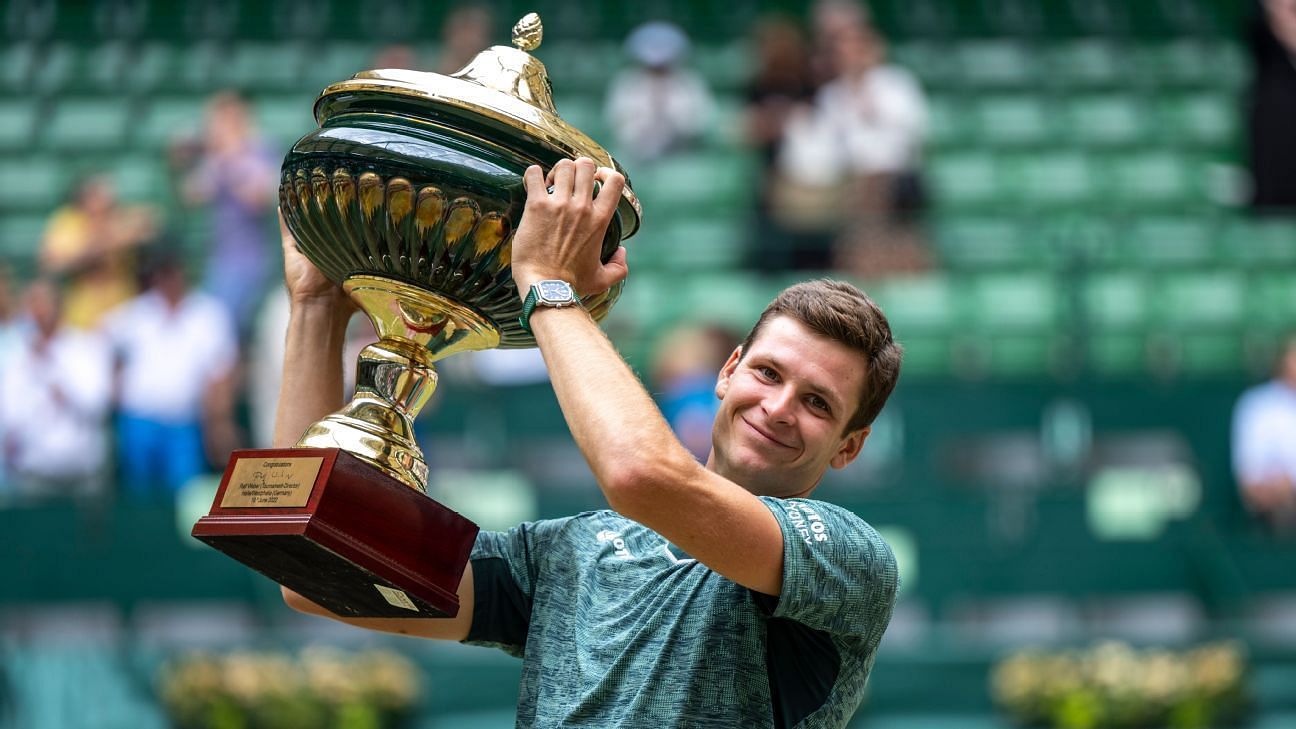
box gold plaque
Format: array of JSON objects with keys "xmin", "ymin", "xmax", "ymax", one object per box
[{"xmin": 220, "ymin": 456, "xmax": 324, "ymax": 508}]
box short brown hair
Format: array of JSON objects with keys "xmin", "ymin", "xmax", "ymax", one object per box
[{"xmin": 739, "ymin": 279, "xmax": 902, "ymax": 431}]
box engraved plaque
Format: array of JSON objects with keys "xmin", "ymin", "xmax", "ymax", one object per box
[{"xmin": 220, "ymin": 456, "xmax": 324, "ymax": 508}]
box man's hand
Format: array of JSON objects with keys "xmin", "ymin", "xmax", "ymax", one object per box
[
  {"xmin": 279, "ymin": 209, "xmax": 355, "ymax": 314},
  {"xmin": 510, "ymin": 157, "xmax": 628, "ymax": 299}
]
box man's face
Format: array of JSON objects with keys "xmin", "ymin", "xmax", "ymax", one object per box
[{"xmin": 706, "ymin": 316, "xmax": 870, "ymax": 498}]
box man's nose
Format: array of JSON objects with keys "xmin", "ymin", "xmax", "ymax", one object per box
[{"xmin": 764, "ymin": 387, "xmax": 797, "ymax": 424}]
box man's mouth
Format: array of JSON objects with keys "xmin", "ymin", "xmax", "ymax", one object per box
[{"xmin": 742, "ymin": 417, "xmax": 794, "ymax": 449}]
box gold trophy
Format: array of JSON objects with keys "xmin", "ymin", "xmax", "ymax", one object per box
[{"xmin": 192, "ymin": 13, "xmax": 641, "ymax": 618}]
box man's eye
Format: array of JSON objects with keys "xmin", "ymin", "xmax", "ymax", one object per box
[
  {"xmin": 809, "ymin": 396, "xmax": 830, "ymax": 412},
  {"xmin": 757, "ymin": 366, "xmax": 778, "ymax": 381}
]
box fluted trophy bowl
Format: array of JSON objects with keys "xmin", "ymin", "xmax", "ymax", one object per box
[{"xmin": 278, "ymin": 13, "xmax": 641, "ymax": 492}]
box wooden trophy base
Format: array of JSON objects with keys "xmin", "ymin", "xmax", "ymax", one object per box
[{"xmin": 192, "ymin": 448, "xmax": 478, "ymax": 618}]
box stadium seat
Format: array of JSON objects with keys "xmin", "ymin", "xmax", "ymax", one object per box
[
  {"xmin": 925, "ymin": 94, "xmax": 973, "ymax": 150},
  {"xmin": 0, "ymin": 214, "xmax": 48, "ymax": 277},
  {"xmin": 28, "ymin": 43, "xmax": 78, "ymax": 95},
  {"xmin": 1218, "ymin": 218, "xmax": 1296, "ymax": 269},
  {"xmin": 891, "ymin": 41, "xmax": 959, "ymax": 90},
  {"xmin": 972, "ymin": 94, "xmax": 1054, "ymax": 148},
  {"xmin": 955, "ymin": 40, "xmax": 1039, "ymax": 89},
  {"xmin": 932, "ymin": 216, "xmax": 1040, "ymax": 270},
  {"xmin": 220, "ymin": 42, "xmax": 307, "ymax": 91},
  {"xmin": 41, "ymin": 96, "xmax": 134, "ymax": 152},
  {"xmin": 1121, "ymin": 216, "xmax": 1217, "ymax": 268},
  {"xmin": 135, "ymin": 96, "xmax": 208, "ymax": 150},
  {"xmin": 1105, "ymin": 152, "xmax": 1201, "ymax": 210},
  {"xmin": 109, "ymin": 156, "xmax": 170, "ymax": 205},
  {"xmin": 251, "ymin": 95, "xmax": 318, "ymax": 152},
  {"xmin": 1063, "ymin": 93, "xmax": 1150, "ymax": 148},
  {"xmin": 0, "ymin": 40, "xmax": 37, "ymax": 92},
  {"xmin": 1006, "ymin": 151, "xmax": 1097, "ymax": 210},
  {"xmin": 927, "ymin": 152, "xmax": 1003, "ymax": 211},
  {"xmin": 0, "ymin": 100, "xmax": 40, "ymax": 151},
  {"xmin": 1048, "ymin": 39, "xmax": 1124, "ymax": 90},
  {"xmin": 301, "ymin": 42, "xmax": 378, "ymax": 90},
  {"xmin": 871, "ymin": 274, "xmax": 958, "ymax": 376},
  {"xmin": 1159, "ymin": 91, "xmax": 1240, "ymax": 149},
  {"xmin": 0, "ymin": 157, "xmax": 68, "ymax": 213}
]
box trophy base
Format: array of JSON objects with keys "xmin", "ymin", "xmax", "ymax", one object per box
[{"xmin": 192, "ymin": 448, "xmax": 478, "ymax": 618}]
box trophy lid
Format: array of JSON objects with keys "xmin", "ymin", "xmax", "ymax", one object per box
[{"xmin": 314, "ymin": 12, "xmax": 641, "ymax": 237}]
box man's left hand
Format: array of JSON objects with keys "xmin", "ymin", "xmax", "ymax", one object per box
[{"xmin": 510, "ymin": 157, "xmax": 628, "ymax": 300}]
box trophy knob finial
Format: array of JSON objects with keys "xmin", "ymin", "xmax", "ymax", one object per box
[{"xmin": 512, "ymin": 12, "xmax": 543, "ymax": 52}]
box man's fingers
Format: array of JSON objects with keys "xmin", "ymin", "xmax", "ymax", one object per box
[
  {"xmin": 592, "ymin": 167, "xmax": 626, "ymax": 218},
  {"xmin": 523, "ymin": 164, "xmax": 546, "ymax": 197},
  {"xmin": 592, "ymin": 246, "xmax": 629, "ymax": 292},
  {"xmin": 572, "ymin": 157, "xmax": 596, "ymax": 199},
  {"xmin": 551, "ymin": 158, "xmax": 575, "ymax": 197}
]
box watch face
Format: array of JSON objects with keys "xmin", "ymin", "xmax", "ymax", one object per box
[{"xmin": 537, "ymin": 280, "xmax": 574, "ymax": 304}]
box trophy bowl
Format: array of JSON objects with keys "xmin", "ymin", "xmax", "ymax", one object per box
[{"xmin": 193, "ymin": 13, "xmax": 641, "ymax": 618}]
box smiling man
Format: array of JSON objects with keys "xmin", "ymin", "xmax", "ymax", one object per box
[{"xmin": 278, "ymin": 157, "xmax": 902, "ymax": 728}]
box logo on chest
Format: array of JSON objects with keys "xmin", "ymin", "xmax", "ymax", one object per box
[{"xmin": 595, "ymin": 529, "xmax": 635, "ymax": 560}]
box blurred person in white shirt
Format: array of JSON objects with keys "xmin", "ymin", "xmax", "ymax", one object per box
[
  {"xmin": 102, "ymin": 253, "xmax": 238, "ymax": 500},
  {"xmin": 1232, "ymin": 336, "xmax": 1296, "ymax": 530},
  {"xmin": 605, "ymin": 21, "xmax": 715, "ymax": 163},
  {"xmin": 0, "ymin": 279, "xmax": 113, "ymax": 500}
]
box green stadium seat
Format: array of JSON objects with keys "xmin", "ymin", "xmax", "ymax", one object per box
[
  {"xmin": 648, "ymin": 216, "xmax": 746, "ymax": 271},
  {"xmin": 693, "ymin": 42, "xmax": 752, "ymax": 92},
  {"xmin": 41, "ymin": 97, "xmax": 133, "ymax": 152},
  {"xmin": 28, "ymin": 43, "xmax": 78, "ymax": 95},
  {"xmin": 1159, "ymin": 92, "xmax": 1239, "ymax": 149},
  {"xmin": 928, "ymin": 152, "xmax": 1002, "ymax": 211},
  {"xmin": 933, "ymin": 216, "xmax": 1039, "ymax": 269},
  {"xmin": 631, "ymin": 151, "xmax": 755, "ymax": 216},
  {"xmin": 252, "ymin": 96, "xmax": 318, "ymax": 152},
  {"xmin": 1218, "ymin": 218, "xmax": 1296, "ymax": 268},
  {"xmin": 973, "ymin": 95, "xmax": 1054, "ymax": 148},
  {"xmin": 552, "ymin": 94, "xmax": 609, "ymax": 146},
  {"xmin": 1122, "ymin": 216, "xmax": 1217, "ymax": 268},
  {"xmin": 123, "ymin": 42, "xmax": 174, "ymax": 94},
  {"xmin": 956, "ymin": 40, "xmax": 1038, "ymax": 89},
  {"xmin": 967, "ymin": 272, "xmax": 1063, "ymax": 332},
  {"xmin": 221, "ymin": 42, "xmax": 307, "ymax": 91},
  {"xmin": 1106, "ymin": 152, "xmax": 1200, "ymax": 209},
  {"xmin": 1048, "ymin": 40, "xmax": 1123, "ymax": 89},
  {"xmin": 1138, "ymin": 40, "xmax": 1247, "ymax": 90},
  {"xmin": 541, "ymin": 41, "xmax": 622, "ymax": 96},
  {"xmin": 0, "ymin": 157, "xmax": 68, "ymax": 212},
  {"xmin": 0, "ymin": 214, "xmax": 48, "ymax": 275},
  {"xmin": 891, "ymin": 41, "xmax": 959, "ymax": 90},
  {"xmin": 0, "ymin": 41, "xmax": 36, "ymax": 91},
  {"xmin": 1006, "ymin": 152, "xmax": 1097, "ymax": 210},
  {"xmin": 0, "ymin": 100, "xmax": 39, "ymax": 151},
  {"xmin": 301, "ymin": 42, "xmax": 378, "ymax": 90},
  {"xmin": 109, "ymin": 157, "xmax": 170, "ymax": 205},
  {"xmin": 1248, "ymin": 272, "xmax": 1296, "ymax": 333},
  {"xmin": 870, "ymin": 274, "xmax": 958, "ymax": 376},
  {"xmin": 926, "ymin": 94, "xmax": 972, "ymax": 150},
  {"xmin": 1064, "ymin": 94, "xmax": 1149, "ymax": 147},
  {"xmin": 1154, "ymin": 272, "xmax": 1246, "ymax": 330},
  {"xmin": 1083, "ymin": 272, "xmax": 1152, "ymax": 331},
  {"xmin": 135, "ymin": 96, "xmax": 208, "ymax": 149}
]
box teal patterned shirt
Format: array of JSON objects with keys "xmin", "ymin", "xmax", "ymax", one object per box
[{"xmin": 463, "ymin": 497, "xmax": 899, "ymax": 728}]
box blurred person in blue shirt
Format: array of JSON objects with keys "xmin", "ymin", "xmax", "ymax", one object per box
[{"xmin": 1232, "ymin": 336, "xmax": 1296, "ymax": 529}]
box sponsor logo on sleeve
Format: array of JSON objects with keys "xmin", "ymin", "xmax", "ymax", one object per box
[
  {"xmin": 787, "ymin": 502, "xmax": 830, "ymax": 544},
  {"xmin": 595, "ymin": 529, "xmax": 634, "ymax": 559}
]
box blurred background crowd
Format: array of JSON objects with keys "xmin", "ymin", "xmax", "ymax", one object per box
[{"xmin": 0, "ymin": 0, "xmax": 1295, "ymax": 728}]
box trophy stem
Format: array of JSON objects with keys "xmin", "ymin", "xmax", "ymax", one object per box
[{"xmin": 296, "ymin": 339, "xmax": 437, "ymax": 493}]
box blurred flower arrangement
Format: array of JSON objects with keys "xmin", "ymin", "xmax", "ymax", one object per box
[
  {"xmin": 991, "ymin": 641, "xmax": 1249, "ymax": 729},
  {"xmin": 158, "ymin": 646, "xmax": 422, "ymax": 729}
]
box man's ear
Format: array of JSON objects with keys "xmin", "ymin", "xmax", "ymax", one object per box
[
  {"xmin": 830, "ymin": 425, "xmax": 870, "ymax": 470},
  {"xmin": 715, "ymin": 345, "xmax": 743, "ymax": 400}
]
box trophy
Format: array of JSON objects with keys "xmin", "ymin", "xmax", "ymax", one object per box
[{"xmin": 192, "ymin": 13, "xmax": 641, "ymax": 618}]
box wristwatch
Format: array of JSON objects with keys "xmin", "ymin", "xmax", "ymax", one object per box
[{"xmin": 519, "ymin": 279, "xmax": 581, "ymax": 334}]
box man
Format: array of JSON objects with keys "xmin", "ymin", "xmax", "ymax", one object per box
[
  {"xmin": 1232, "ymin": 336, "xmax": 1296, "ymax": 529},
  {"xmin": 279, "ymin": 158, "xmax": 901, "ymax": 727}
]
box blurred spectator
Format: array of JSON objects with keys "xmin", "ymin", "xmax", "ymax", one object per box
[
  {"xmin": 373, "ymin": 43, "xmax": 419, "ymax": 71},
  {"xmin": 1246, "ymin": 0, "xmax": 1296, "ymax": 212},
  {"xmin": 810, "ymin": 0, "xmax": 873, "ymax": 84},
  {"xmin": 743, "ymin": 16, "xmax": 820, "ymax": 271},
  {"xmin": 174, "ymin": 91, "xmax": 277, "ymax": 339},
  {"xmin": 1232, "ymin": 336, "xmax": 1296, "ymax": 530},
  {"xmin": 651, "ymin": 323, "xmax": 737, "ymax": 461},
  {"xmin": 39, "ymin": 175, "xmax": 157, "ymax": 331},
  {"xmin": 767, "ymin": 17, "xmax": 928, "ymax": 274},
  {"xmin": 0, "ymin": 280, "xmax": 113, "ymax": 501},
  {"xmin": 102, "ymin": 254, "xmax": 238, "ymax": 501},
  {"xmin": 437, "ymin": 6, "xmax": 494, "ymax": 74},
  {"xmin": 605, "ymin": 21, "xmax": 715, "ymax": 164}
]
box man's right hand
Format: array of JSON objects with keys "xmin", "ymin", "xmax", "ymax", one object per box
[{"xmin": 279, "ymin": 209, "xmax": 355, "ymax": 313}]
